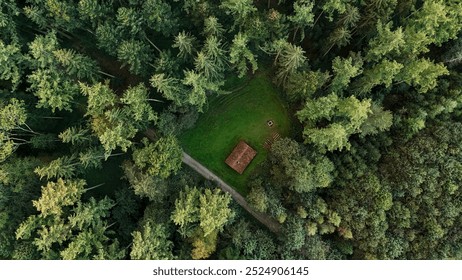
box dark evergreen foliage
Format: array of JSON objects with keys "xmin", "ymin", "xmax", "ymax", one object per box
[{"xmin": 1, "ymin": 0, "xmax": 461, "ymax": 260}]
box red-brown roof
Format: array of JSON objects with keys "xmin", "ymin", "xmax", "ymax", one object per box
[{"xmin": 225, "ymin": 141, "xmax": 257, "ymax": 174}]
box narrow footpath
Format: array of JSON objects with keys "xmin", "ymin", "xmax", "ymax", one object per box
[
  {"xmin": 182, "ymin": 152, "xmax": 282, "ymax": 234},
  {"xmin": 144, "ymin": 128, "xmax": 281, "ymax": 234}
]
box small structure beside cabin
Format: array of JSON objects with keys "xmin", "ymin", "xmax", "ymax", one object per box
[{"xmin": 225, "ymin": 141, "xmax": 257, "ymax": 174}]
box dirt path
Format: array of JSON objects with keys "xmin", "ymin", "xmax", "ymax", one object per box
[
  {"xmin": 143, "ymin": 130, "xmax": 282, "ymax": 234},
  {"xmin": 182, "ymin": 152, "xmax": 282, "ymax": 234}
]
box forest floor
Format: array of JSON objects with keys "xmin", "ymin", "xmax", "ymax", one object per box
[
  {"xmin": 179, "ymin": 72, "xmax": 292, "ymax": 194},
  {"xmin": 82, "ymin": 155, "xmax": 128, "ymax": 198}
]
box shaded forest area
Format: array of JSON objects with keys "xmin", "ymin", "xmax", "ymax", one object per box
[{"xmin": 1, "ymin": 0, "xmax": 462, "ymax": 260}]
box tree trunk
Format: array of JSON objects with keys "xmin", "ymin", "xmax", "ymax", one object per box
[
  {"xmin": 146, "ymin": 98, "xmax": 164, "ymax": 103},
  {"xmin": 85, "ymin": 183, "xmax": 105, "ymax": 192},
  {"xmin": 98, "ymin": 70, "xmax": 116, "ymax": 79},
  {"xmin": 313, "ymin": 10, "xmax": 324, "ymax": 27},
  {"xmin": 144, "ymin": 35, "xmax": 161, "ymax": 53}
]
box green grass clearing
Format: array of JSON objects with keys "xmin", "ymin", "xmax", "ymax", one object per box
[{"xmin": 179, "ymin": 73, "xmax": 292, "ymax": 194}]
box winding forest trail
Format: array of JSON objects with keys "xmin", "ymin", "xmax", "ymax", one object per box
[
  {"xmin": 181, "ymin": 152, "xmax": 282, "ymax": 234},
  {"xmin": 143, "ymin": 130, "xmax": 282, "ymax": 234}
]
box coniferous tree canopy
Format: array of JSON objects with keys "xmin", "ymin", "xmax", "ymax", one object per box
[{"xmin": 0, "ymin": 0, "xmax": 461, "ymax": 261}]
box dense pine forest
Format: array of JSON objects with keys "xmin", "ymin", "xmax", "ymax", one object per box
[{"xmin": 1, "ymin": 0, "xmax": 462, "ymax": 260}]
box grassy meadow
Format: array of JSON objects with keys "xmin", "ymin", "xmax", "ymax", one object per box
[{"xmin": 180, "ymin": 73, "xmax": 292, "ymax": 194}]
